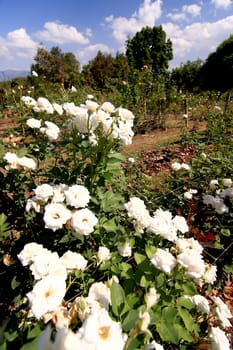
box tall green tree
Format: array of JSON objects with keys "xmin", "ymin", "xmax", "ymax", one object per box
[
  {"xmin": 126, "ymin": 26, "xmax": 173, "ymax": 76},
  {"xmin": 171, "ymin": 59, "xmax": 203, "ymax": 92},
  {"xmin": 200, "ymin": 35, "xmax": 233, "ymax": 92},
  {"xmin": 82, "ymin": 51, "xmax": 130, "ymax": 89},
  {"xmin": 31, "ymin": 46, "xmax": 80, "ymax": 86},
  {"xmin": 82, "ymin": 51, "xmax": 115, "ymax": 89}
]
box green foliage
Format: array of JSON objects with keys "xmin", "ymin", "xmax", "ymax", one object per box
[
  {"xmin": 199, "ymin": 34, "xmax": 233, "ymax": 92},
  {"xmin": 0, "ymin": 77, "xmax": 232, "ymax": 350},
  {"xmin": 31, "ymin": 46, "xmax": 80, "ymax": 86},
  {"xmin": 171, "ymin": 59, "xmax": 204, "ymax": 93},
  {"xmin": 126, "ymin": 25, "xmax": 173, "ymax": 75}
]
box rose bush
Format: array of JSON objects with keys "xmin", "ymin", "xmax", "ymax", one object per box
[{"xmin": 0, "ymin": 92, "xmax": 232, "ymax": 350}]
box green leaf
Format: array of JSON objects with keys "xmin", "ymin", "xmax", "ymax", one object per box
[
  {"xmin": 110, "ymin": 281, "xmax": 126, "ymax": 317},
  {"xmin": 221, "ymin": 228, "xmax": 231, "ymax": 237},
  {"xmin": 177, "ymin": 297, "xmax": 194, "ymax": 310},
  {"xmin": 119, "ymin": 262, "xmax": 133, "ymax": 278},
  {"xmin": 102, "ymin": 218, "xmax": 117, "ymax": 232},
  {"xmin": 156, "ymin": 321, "xmax": 180, "ymax": 344},
  {"xmin": 145, "ymin": 245, "xmax": 157, "ymax": 259},
  {"xmin": 174, "ymin": 323, "xmax": 194, "ymax": 343},
  {"xmin": 162, "ymin": 306, "xmax": 178, "ymax": 321},
  {"xmin": 108, "ymin": 152, "xmax": 126, "ymax": 162},
  {"xmin": 127, "ymin": 337, "xmax": 140, "ymax": 350},
  {"xmin": 122, "ymin": 309, "xmax": 139, "ymax": 332},
  {"xmin": 182, "ymin": 281, "xmax": 197, "ymax": 295},
  {"xmin": 4, "ymin": 330, "xmax": 18, "ymax": 342},
  {"xmin": 20, "ymin": 336, "xmax": 40, "ymax": 350},
  {"xmin": 0, "ymin": 213, "xmax": 10, "ymax": 237},
  {"xmin": 27, "ymin": 324, "xmax": 43, "ymax": 339},
  {"xmin": 101, "ymin": 191, "xmax": 124, "ymax": 212},
  {"xmin": 178, "ymin": 307, "xmax": 196, "ymax": 332},
  {"xmin": 11, "ymin": 276, "xmax": 20, "ymax": 290},
  {"xmin": 134, "ymin": 252, "xmax": 147, "ymax": 265}
]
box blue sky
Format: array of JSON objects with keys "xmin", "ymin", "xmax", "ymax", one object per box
[{"xmin": 0, "ymin": 0, "xmax": 232, "ymax": 71}]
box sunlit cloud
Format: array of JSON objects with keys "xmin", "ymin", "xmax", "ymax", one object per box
[
  {"xmin": 164, "ymin": 15, "xmax": 233, "ymax": 67},
  {"xmin": 211, "ymin": 0, "xmax": 232, "ymax": 9},
  {"xmin": 36, "ymin": 22, "xmax": 90, "ymax": 44},
  {"xmin": 77, "ymin": 43, "xmax": 113, "ymax": 66},
  {"xmin": 167, "ymin": 4, "xmax": 201, "ymax": 22},
  {"xmin": 105, "ymin": 0, "xmax": 162, "ymax": 43}
]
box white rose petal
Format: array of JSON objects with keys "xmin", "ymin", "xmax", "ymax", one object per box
[
  {"xmin": 27, "ymin": 275, "xmax": 66, "ymax": 319},
  {"xmin": 60, "ymin": 250, "xmax": 88, "ymax": 272},
  {"xmin": 71, "ymin": 208, "xmax": 98, "ymax": 236},
  {"xmin": 43, "ymin": 203, "xmax": 72, "ymax": 231},
  {"xmin": 65, "ymin": 185, "xmax": 90, "ymax": 208},
  {"xmin": 150, "ymin": 248, "xmax": 177, "ymax": 274}
]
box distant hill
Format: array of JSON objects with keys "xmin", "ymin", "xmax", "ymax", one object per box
[{"xmin": 0, "ymin": 70, "xmax": 29, "ymax": 81}]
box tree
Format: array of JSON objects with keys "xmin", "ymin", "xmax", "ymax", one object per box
[
  {"xmin": 200, "ymin": 35, "xmax": 233, "ymax": 92},
  {"xmin": 171, "ymin": 59, "xmax": 203, "ymax": 92},
  {"xmin": 82, "ymin": 51, "xmax": 115, "ymax": 89},
  {"xmin": 82, "ymin": 51, "xmax": 131, "ymax": 89},
  {"xmin": 31, "ymin": 46, "xmax": 80, "ymax": 86},
  {"xmin": 113, "ymin": 52, "xmax": 130, "ymax": 83},
  {"xmin": 126, "ymin": 26, "xmax": 173, "ymax": 76}
]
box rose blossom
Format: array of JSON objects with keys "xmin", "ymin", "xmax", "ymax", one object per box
[
  {"xmin": 150, "ymin": 248, "xmax": 177, "ymax": 274},
  {"xmin": 64, "ymin": 185, "xmax": 90, "ymax": 208},
  {"xmin": 97, "ymin": 246, "xmax": 111, "ymax": 263},
  {"xmin": 60, "ymin": 251, "xmax": 88, "ymax": 272},
  {"xmin": 43, "ymin": 203, "xmax": 72, "ymax": 231},
  {"xmin": 71, "ymin": 208, "xmax": 98, "ymax": 235},
  {"xmin": 27, "ymin": 275, "xmax": 66, "ymax": 319}
]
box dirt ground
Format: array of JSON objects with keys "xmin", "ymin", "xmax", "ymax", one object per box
[{"xmin": 123, "ymin": 117, "xmax": 207, "ymax": 156}]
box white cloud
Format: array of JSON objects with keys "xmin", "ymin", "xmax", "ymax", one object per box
[
  {"xmin": 77, "ymin": 43, "xmax": 113, "ymax": 66},
  {"xmin": 7, "ymin": 28, "xmax": 37, "ymax": 50},
  {"xmin": 211, "ymin": 0, "xmax": 232, "ymax": 9},
  {"xmin": 105, "ymin": 0, "xmax": 162, "ymax": 43},
  {"xmin": 36, "ymin": 22, "xmax": 90, "ymax": 44},
  {"xmin": 0, "ymin": 37, "xmax": 11, "ymax": 60},
  {"xmin": 85, "ymin": 28, "xmax": 93, "ymax": 37},
  {"xmin": 167, "ymin": 4, "xmax": 201, "ymax": 22},
  {"xmin": 163, "ymin": 15, "xmax": 233, "ymax": 67},
  {"xmin": 0, "ymin": 28, "xmax": 38, "ymax": 63},
  {"xmin": 167, "ymin": 13, "xmax": 187, "ymax": 22},
  {"xmin": 182, "ymin": 4, "xmax": 201, "ymax": 17}
]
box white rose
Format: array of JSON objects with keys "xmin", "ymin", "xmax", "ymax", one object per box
[
  {"xmin": 145, "ymin": 287, "xmax": 160, "ymax": 309},
  {"xmin": 18, "ymin": 156, "xmax": 36, "ymax": 170},
  {"xmin": 71, "ymin": 208, "xmax": 98, "ymax": 236},
  {"xmin": 150, "ymin": 248, "xmax": 177, "ymax": 274},
  {"xmin": 223, "ymin": 178, "xmax": 232, "ymax": 187},
  {"xmin": 171, "ymin": 162, "xmax": 182, "ymax": 171},
  {"xmin": 189, "ymin": 295, "xmax": 210, "ymax": 314},
  {"xmin": 209, "ymin": 179, "xmax": 219, "ymax": 190},
  {"xmin": 30, "ymin": 249, "xmax": 67, "ymax": 280},
  {"xmin": 209, "ymin": 327, "xmax": 230, "ymax": 350},
  {"xmin": 17, "ymin": 242, "xmax": 44, "ymax": 266},
  {"xmin": 26, "ymin": 118, "xmax": 41, "ymax": 129},
  {"xmin": 213, "ymin": 297, "xmax": 232, "ymax": 328},
  {"xmin": 139, "ymin": 311, "xmax": 151, "ymax": 332},
  {"xmin": 27, "ymin": 275, "xmax": 66, "ymax": 319},
  {"xmin": 203, "ymin": 263, "xmax": 217, "ymax": 284},
  {"xmin": 43, "ymin": 203, "xmax": 72, "ymax": 231},
  {"xmin": 34, "ymin": 183, "xmax": 54, "ymax": 202},
  {"xmin": 60, "ymin": 250, "xmax": 88, "ymax": 272},
  {"xmin": 64, "ymin": 185, "xmax": 90, "ymax": 208},
  {"xmin": 77, "ymin": 308, "xmax": 126, "ymax": 350},
  {"xmin": 101, "ymin": 102, "xmax": 115, "ymax": 113},
  {"xmin": 97, "ymin": 246, "xmax": 111, "ymax": 263},
  {"xmin": 177, "ymin": 250, "xmax": 205, "ymax": 279},
  {"xmin": 118, "ymin": 242, "xmax": 132, "ymax": 257}
]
